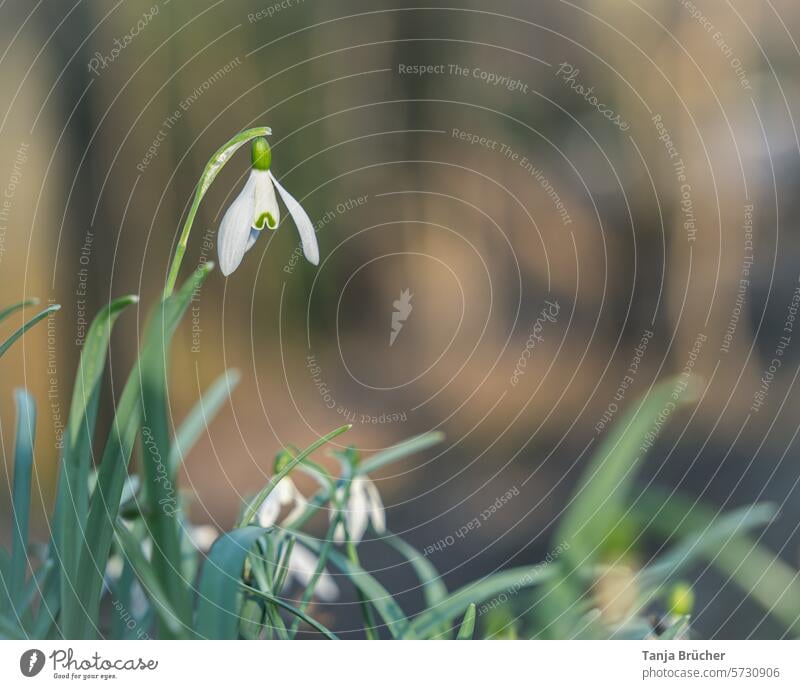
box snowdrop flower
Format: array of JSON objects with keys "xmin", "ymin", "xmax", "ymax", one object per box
[
  {"xmin": 256, "ymin": 475, "xmax": 306, "ymax": 528},
  {"xmin": 333, "ymin": 476, "xmax": 386, "ymax": 543},
  {"xmin": 283, "ymin": 543, "xmax": 339, "ymax": 602},
  {"xmin": 217, "ymin": 136, "xmax": 319, "ymax": 275}
]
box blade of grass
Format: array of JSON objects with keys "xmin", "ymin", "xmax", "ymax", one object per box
[
  {"xmin": 638, "ymin": 488, "xmax": 800, "ymax": 637},
  {"xmin": 9, "ymin": 390, "xmax": 36, "ymax": 618},
  {"xmin": 195, "ymin": 525, "xmax": 272, "ymax": 639},
  {"xmin": 113, "ymin": 520, "xmax": 186, "ymax": 638},
  {"xmin": 404, "ymin": 562, "xmax": 556, "ymax": 639},
  {"xmin": 72, "ymin": 264, "xmax": 212, "ymax": 638},
  {"xmin": 383, "ymin": 532, "xmax": 448, "ymax": 607},
  {"xmin": 295, "ymin": 533, "xmax": 409, "ymax": 639},
  {"xmin": 456, "ymin": 603, "xmax": 477, "ymax": 639},
  {"xmin": 0, "ymin": 304, "xmax": 59, "ymax": 359},
  {"xmin": 0, "ymin": 298, "xmax": 39, "ymax": 324},
  {"xmin": 638, "ymin": 502, "xmax": 778, "ymax": 590},
  {"xmin": 56, "ymin": 295, "xmax": 138, "ymax": 635},
  {"xmin": 358, "ymin": 431, "xmax": 444, "ymax": 475},
  {"xmin": 556, "ymin": 376, "xmax": 700, "ymax": 569},
  {"xmin": 243, "ymin": 584, "xmax": 338, "ymax": 639},
  {"xmin": 168, "ymin": 369, "xmax": 240, "ymax": 475}
]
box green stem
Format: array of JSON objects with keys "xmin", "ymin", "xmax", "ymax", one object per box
[{"xmin": 164, "ymin": 195, "xmax": 202, "ymax": 298}]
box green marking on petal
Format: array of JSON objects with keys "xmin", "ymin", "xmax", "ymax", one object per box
[{"xmin": 254, "ymin": 211, "xmax": 277, "ymax": 230}]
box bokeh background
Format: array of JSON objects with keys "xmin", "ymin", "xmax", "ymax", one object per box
[{"xmin": 2, "ymin": 0, "xmax": 800, "ymax": 638}]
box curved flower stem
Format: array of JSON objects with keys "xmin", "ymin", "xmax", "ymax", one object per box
[{"xmin": 163, "ymin": 126, "xmax": 271, "ymax": 298}]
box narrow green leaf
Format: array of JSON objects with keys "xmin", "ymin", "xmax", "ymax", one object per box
[
  {"xmin": 358, "ymin": 432, "xmax": 445, "ymax": 475},
  {"xmin": 195, "ymin": 525, "xmax": 272, "ymax": 639},
  {"xmin": 383, "ymin": 532, "xmax": 448, "ymax": 607},
  {"xmin": 56, "ymin": 295, "xmax": 138, "ymax": 633},
  {"xmin": 0, "ymin": 304, "xmax": 60, "ymax": 358},
  {"xmin": 0, "ymin": 298, "xmax": 39, "ymax": 324},
  {"xmin": 638, "ymin": 503, "xmax": 778, "ymax": 591},
  {"xmin": 9, "ymin": 390, "xmax": 36, "ymax": 616},
  {"xmin": 296, "ymin": 533, "xmax": 409, "ymax": 639},
  {"xmin": 72, "ymin": 264, "xmax": 212, "ymax": 638},
  {"xmin": 457, "ymin": 603, "xmax": 476, "ymax": 639},
  {"xmin": 168, "ymin": 369, "xmax": 240, "ymax": 474},
  {"xmin": 243, "ymin": 584, "xmax": 339, "ymax": 640},
  {"xmin": 637, "ymin": 488, "xmax": 800, "ymax": 637},
  {"xmin": 113, "ymin": 521, "xmax": 186, "ymax": 638},
  {"xmin": 556, "ymin": 376, "xmax": 699, "ymax": 567},
  {"xmin": 0, "ymin": 614, "xmax": 24, "ymax": 639},
  {"xmin": 405, "ymin": 563, "xmax": 555, "ymax": 639}
]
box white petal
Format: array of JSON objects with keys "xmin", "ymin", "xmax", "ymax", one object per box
[
  {"xmin": 288, "ymin": 544, "xmax": 339, "ymax": 602},
  {"xmin": 276, "ymin": 477, "xmax": 297, "ymax": 506},
  {"xmin": 244, "ymin": 229, "xmax": 260, "ymax": 252},
  {"xmin": 333, "ymin": 522, "xmax": 346, "ymax": 544},
  {"xmin": 190, "ymin": 524, "xmax": 220, "ymax": 552},
  {"xmin": 283, "ymin": 493, "xmax": 308, "ymax": 525},
  {"xmin": 346, "ymin": 478, "xmax": 369, "ymax": 543},
  {"xmin": 253, "ymin": 170, "xmax": 280, "ymax": 229},
  {"xmin": 364, "ymin": 477, "xmax": 386, "ymax": 533},
  {"xmin": 257, "ymin": 487, "xmax": 282, "ymax": 527},
  {"xmin": 218, "ymin": 171, "xmax": 257, "ymax": 275},
  {"xmin": 269, "ymin": 171, "xmax": 319, "ymax": 265}
]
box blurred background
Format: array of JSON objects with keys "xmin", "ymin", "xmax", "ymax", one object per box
[{"xmin": 2, "ymin": 0, "xmax": 800, "ymax": 638}]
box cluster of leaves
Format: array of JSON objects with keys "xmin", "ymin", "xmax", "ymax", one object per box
[{"xmin": 2, "ymin": 287, "xmax": 799, "ymax": 640}]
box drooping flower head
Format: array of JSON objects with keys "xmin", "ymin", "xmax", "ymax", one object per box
[
  {"xmin": 333, "ymin": 475, "xmax": 386, "ymax": 544},
  {"xmin": 217, "ymin": 136, "xmax": 319, "ymax": 275}
]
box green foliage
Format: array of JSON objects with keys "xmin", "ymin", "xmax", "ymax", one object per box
[{"xmin": 1, "ymin": 132, "xmax": 797, "ymax": 642}]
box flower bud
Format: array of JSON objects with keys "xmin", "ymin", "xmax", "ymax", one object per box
[
  {"xmin": 668, "ymin": 581, "xmax": 695, "ymax": 616},
  {"xmin": 251, "ymin": 137, "xmax": 271, "ymax": 171}
]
